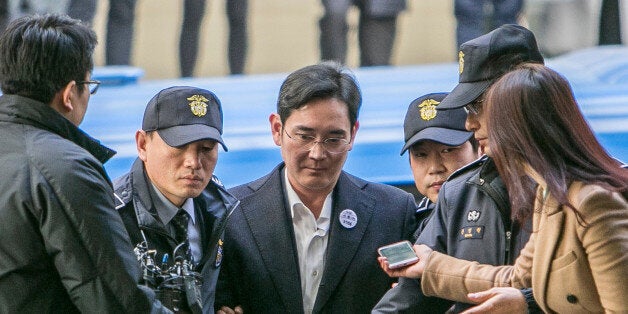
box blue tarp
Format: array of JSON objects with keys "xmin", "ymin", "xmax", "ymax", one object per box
[{"xmin": 84, "ymin": 45, "xmax": 628, "ymax": 188}]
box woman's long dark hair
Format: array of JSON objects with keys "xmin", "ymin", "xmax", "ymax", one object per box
[{"xmin": 486, "ymin": 63, "xmax": 628, "ymax": 224}]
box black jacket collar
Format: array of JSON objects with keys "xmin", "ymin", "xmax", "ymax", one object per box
[{"xmin": 0, "ymin": 94, "xmax": 116, "ymax": 163}]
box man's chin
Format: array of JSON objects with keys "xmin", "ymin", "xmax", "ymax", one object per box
[
  {"xmin": 300, "ymin": 178, "xmax": 335, "ymax": 192},
  {"xmin": 179, "ymin": 186, "xmax": 205, "ymax": 199}
]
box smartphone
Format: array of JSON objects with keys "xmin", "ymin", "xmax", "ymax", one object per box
[{"xmin": 377, "ymin": 240, "xmax": 419, "ymax": 269}]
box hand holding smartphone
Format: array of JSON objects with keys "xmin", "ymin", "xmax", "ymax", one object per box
[{"xmin": 377, "ymin": 240, "xmax": 419, "ymax": 269}]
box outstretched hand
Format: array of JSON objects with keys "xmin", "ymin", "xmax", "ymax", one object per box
[
  {"xmin": 461, "ymin": 287, "xmax": 527, "ymax": 314},
  {"xmin": 377, "ymin": 244, "xmax": 433, "ymax": 279}
]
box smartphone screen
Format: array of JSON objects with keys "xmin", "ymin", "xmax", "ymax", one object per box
[{"xmin": 378, "ymin": 240, "xmax": 419, "ymax": 269}]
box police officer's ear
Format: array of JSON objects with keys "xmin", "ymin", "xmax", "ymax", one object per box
[{"xmin": 136, "ymin": 130, "xmax": 151, "ymax": 162}]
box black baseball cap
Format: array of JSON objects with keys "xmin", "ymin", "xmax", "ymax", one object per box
[
  {"xmin": 438, "ymin": 24, "xmax": 544, "ymax": 110},
  {"xmin": 142, "ymin": 86, "xmax": 228, "ymax": 151},
  {"xmin": 400, "ymin": 92, "xmax": 473, "ymax": 155}
]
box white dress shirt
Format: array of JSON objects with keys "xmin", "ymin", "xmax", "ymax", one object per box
[{"xmin": 283, "ymin": 170, "xmax": 332, "ymax": 314}]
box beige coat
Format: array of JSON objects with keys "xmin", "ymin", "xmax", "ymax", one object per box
[{"xmin": 421, "ymin": 182, "xmax": 628, "ymax": 313}]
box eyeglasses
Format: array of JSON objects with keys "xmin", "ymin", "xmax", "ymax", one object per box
[
  {"xmin": 464, "ymin": 98, "xmax": 483, "ymax": 115},
  {"xmin": 76, "ymin": 80, "xmax": 101, "ymax": 95},
  {"xmin": 283, "ymin": 129, "xmax": 350, "ymax": 154}
]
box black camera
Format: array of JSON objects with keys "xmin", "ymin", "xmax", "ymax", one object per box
[{"xmin": 134, "ymin": 242, "xmax": 202, "ymax": 313}]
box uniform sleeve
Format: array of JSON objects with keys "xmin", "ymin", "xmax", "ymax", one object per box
[
  {"xmin": 33, "ymin": 147, "xmax": 170, "ymax": 313},
  {"xmin": 577, "ymin": 188, "xmax": 628, "ymax": 312}
]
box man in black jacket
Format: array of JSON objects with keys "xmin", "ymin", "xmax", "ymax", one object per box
[
  {"xmin": 0, "ymin": 14, "xmax": 168, "ymax": 312},
  {"xmin": 114, "ymin": 86, "xmax": 239, "ymax": 313},
  {"xmin": 395, "ymin": 92, "xmax": 479, "ymax": 242},
  {"xmin": 373, "ymin": 24, "xmax": 544, "ymax": 313}
]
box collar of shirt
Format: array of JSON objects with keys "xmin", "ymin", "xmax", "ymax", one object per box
[
  {"xmin": 283, "ymin": 169, "xmax": 332, "ymax": 231},
  {"xmin": 149, "ymin": 182, "xmax": 202, "ymax": 263},
  {"xmin": 149, "ymin": 182, "xmax": 195, "ymax": 225}
]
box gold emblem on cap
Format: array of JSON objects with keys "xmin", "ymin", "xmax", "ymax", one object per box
[
  {"xmin": 419, "ymin": 99, "xmax": 439, "ymax": 121},
  {"xmin": 187, "ymin": 95, "xmax": 209, "ymax": 117},
  {"xmin": 458, "ymin": 51, "xmax": 465, "ymax": 74}
]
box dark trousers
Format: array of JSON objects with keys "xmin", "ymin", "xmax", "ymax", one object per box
[
  {"xmin": 0, "ymin": 0, "xmax": 8, "ymax": 32},
  {"xmin": 319, "ymin": 0, "xmax": 398, "ymax": 67},
  {"xmin": 179, "ymin": 0, "xmax": 248, "ymax": 77},
  {"xmin": 67, "ymin": 0, "xmax": 137, "ymax": 65},
  {"xmin": 106, "ymin": 0, "xmax": 137, "ymax": 65},
  {"xmin": 454, "ymin": 0, "xmax": 523, "ymax": 49},
  {"xmin": 67, "ymin": 0, "xmax": 97, "ymax": 24},
  {"xmin": 599, "ymin": 0, "xmax": 622, "ymax": 45}
]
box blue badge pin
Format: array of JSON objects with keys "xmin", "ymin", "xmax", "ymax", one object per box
[{"xmin": 339, "ymin": 209, "xmax": 358, "ymax": 229}]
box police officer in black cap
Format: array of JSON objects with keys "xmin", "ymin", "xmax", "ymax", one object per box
[
  {"xmin": 374, "ymin": 24, "xmax": 543, "ymax": 313},
  {"xmin": 397, "ymin": 92, "xmax": 479, "ymax": 240},
  {"xmin": 113, "ymin": 86, "xmax": 239, "ymax": 313}
]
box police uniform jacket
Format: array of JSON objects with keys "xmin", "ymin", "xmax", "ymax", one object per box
[
  {"xmin": 0, "ymin": 94, "xmax": 167, "ymax": 313},
  {"xmin": 419, "ymin": 156, "xmax": 527, "ymax": 266},
  {"xmin": 411, "ymin": 197, "xmax": 436, "ymax": 242},
  {"xmin": 114, "ymin": 158, "xmax": 239, "ymax": 313},
  {"xmin": 421, "ymin": 182, "xmax": 628, "ymax": 313},
  {"xmin": 215, "ymin": 163, "xmax": 418, "ymax": 313},
  {"xmin": 373, "ymin": 156, "xmax": 532, "ymax": 313}
]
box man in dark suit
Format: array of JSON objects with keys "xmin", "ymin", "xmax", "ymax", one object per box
[
  {"xmin": 113, "ymin": 86, "xmax": 239, "ymax": 313},
  {"xmin": 215, "ymin": 62, "xmax": 418, "ymax": 314}
]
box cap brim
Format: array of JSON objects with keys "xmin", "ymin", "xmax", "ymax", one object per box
[
  {"xmin": 438, "ymin": 80, "xmax": 493, "ymax": 110},
  {"xmin": 400, "ymin": 127, "xmax": 473, "ymax": 155},
  {"xmin": 158, "ymin": 124, "xmax": 228, "ymax": 151}
]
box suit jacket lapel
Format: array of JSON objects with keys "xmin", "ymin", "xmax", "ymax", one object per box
[
  {"xmin": 314, "ymin": 173, "xmax": 375, "ymax": 312},
  {"xmin": 240, "ymin": 167, "xmax": 304, "ymax": 312}
]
